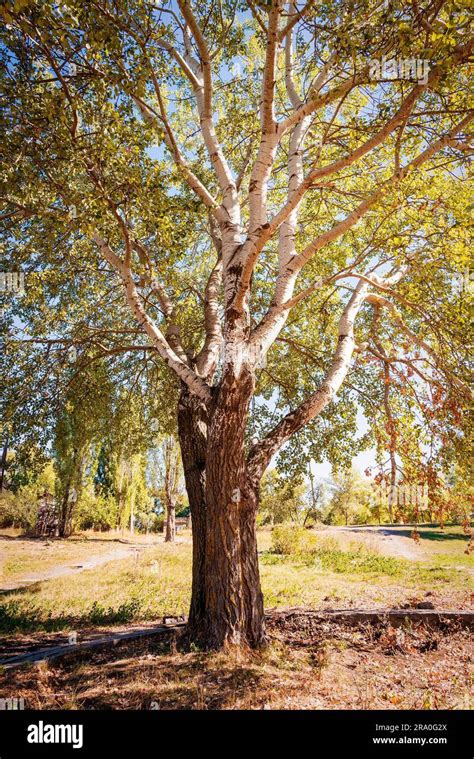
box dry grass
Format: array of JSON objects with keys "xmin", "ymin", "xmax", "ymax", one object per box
[
  {"xmin": 0, "ymin": 527, "xmax": 471, "ymax": 640},
  {"xmin": 0, "ymin": 616, "xmax": 472, "ymax": 710},
  {"xmin": 0, "ymin": 525, "xmax": 471, "ymax": 711},
  {"xmin": 0, "ymin": 527, "xmax": 23, "ymax": 539},
  {"xmin": 0, "ymin": 535, "xmax": 123, "ymax": 583},
  {"xmin": 77, "ymin": 529, "xmax": 172, "ymax": 545}
]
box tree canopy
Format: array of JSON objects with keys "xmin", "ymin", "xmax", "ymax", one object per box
[{"xmin": 1, "ymin": 0, "xmax": 472, "ymax": 647}]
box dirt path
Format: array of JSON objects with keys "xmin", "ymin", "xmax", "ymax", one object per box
[
  {"xmin": 325, "ymin": 525, "xmax": 426, "ymax": 560},
  {"xmin": 0, "ymin": 544, "xmax": 147, "ymax": 593}
]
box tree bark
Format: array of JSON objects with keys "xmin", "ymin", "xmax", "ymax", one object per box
[
  {"xmin": 164, "ymin": 498, "xmax": 176, "ymax": 542},
  {"xmin": 184, "ymin": 369, "xmax": 266, "ymax": 649},
  {"xmin": 177, "ymin": 385, "xmax": 209, "ymax": 634}
]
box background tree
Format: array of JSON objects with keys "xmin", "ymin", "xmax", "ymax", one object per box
[
  {"xmin": 259, "ymin": 467, "xmax": 306, "ymax": 524},
  {"xmin": 305, "ymin": 464, "xmax": 327, "ymax": 525},
  {"xmin": 162, "ymin": 437, "xmax": 182, "ymax": 542},
  {"xmin": 325, "ymin": 467, "xmax": 373, "ymax": 526},
  {"xmin": 148, "ymin": 435, "xmax": 184, "ymax": 542},
  {"xmin": 0, "ymin": 460, "xmax": 55, "ymax": 531},
  {"xmin": 53, "ymin": 360, "xmax": 114, "ymax": 536}
]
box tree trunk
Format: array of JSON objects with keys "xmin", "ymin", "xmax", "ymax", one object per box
[
  {"xmin": 130, "ymin": 494, "xmax": 135, "ymax": 534},
  {"xmin": 184, "ymin": 370, "xmax": 265, "ymax": 649},
  {"xmin": 0, "ymin": 436, "xmax": 8, "ymax": 491},
  {"xmin": 58, "ymin": 482, "xmax": 73, "ymax": 537},
  {"xmin": 164, "ymin": 498, "xmax": 176, "ymax": 542},
  {"xmin": 383, "ymin": 364, "xmax": 396, "ymax": 524},
  {"xmin": 177, "ymin": 385, "xmax": 209, "ymax": 634}
]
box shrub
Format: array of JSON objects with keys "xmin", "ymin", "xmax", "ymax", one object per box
[
  {"xmin": 0, "ymin": 489, "xmax": 37, "ymax": 531},
  {"xmin": 270, "ymin": 524, "xmax": 403, "ymax": 575},
  {"xmin": 271, "ymin": 523, "xmax": 321, "ymax": 555}
]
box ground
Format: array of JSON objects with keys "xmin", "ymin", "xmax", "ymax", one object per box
[
  {"xmin": 0, "ymin": 524, "xmax": 472, "ymax": 709},
  {"xmin": 0, "ymin": 614, "xmax": 472, "ymax": 710},
  {"xmin": 0, "ymin": 532, "xmax": 149, "ymax": 591}
]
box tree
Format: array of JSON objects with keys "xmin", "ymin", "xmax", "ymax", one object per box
[
  {"xmin": 305, "ymin": 463, "xmax": 327, "ymax": 525},
  {"xmin": 0, "ymin": 459, "xmax": 55, "ymax": 531},
  {"xmin": 1, "ymin": 0, "xmax": 472, "ymax": 648},
  {"xmin": 149, "ymin": 435, "xmax": 184, "ymax": 542},
  {"xmin": 259, "ymin": 467, "xmax": 306, "ymax": 524},
  {"xmin": 92, "ymin": 390, "xmax": 156, "ymax": 533},
  {"xmin": 162, "ymin": 437, "xmax": 182, "ymax": 542},
  {"xmin": 51, "ymin": 349, "xmax": 121, "ymax": 535},
  {"xmin": 0, "ymin": 435, "xmax": 9, "ymax": 492},
  {"xmin": 325, "ymin": 467, "xmax": 373, "ymax": 525}
]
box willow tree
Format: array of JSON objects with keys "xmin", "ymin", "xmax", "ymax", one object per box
[{"xmin": 1, "ymin": 0, "xmax": 472, "ymax": 648}]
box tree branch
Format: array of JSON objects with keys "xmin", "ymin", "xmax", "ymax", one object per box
[
  {"xmin": 365, "ymin": 293, "xmax": 472, "ymax": 397},
  {"xmin": 247, "ymin": 281, "xmax": 369, "ymax": 479},
  {"xmin": 92, "ymin": 233, "xmax": 212, "ymax": 402}
]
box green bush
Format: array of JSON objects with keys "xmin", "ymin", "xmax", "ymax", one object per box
[
  {"xmin": 0, "ymin": 489, "xmax": 38, "ymax": 531},
  {"xmin": 271, "ymin": 523, "xmax": 320, "ymax": 554},
  {"xmin": 270, "ymin": 523, "xmax": 403, "ymax": 575}
]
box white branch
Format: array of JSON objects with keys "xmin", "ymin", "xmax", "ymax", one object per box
[
  {"xmin": 92, "ymin": 233, "xmax": 212, "ymax": 402},
  {"xmin": 248, "ymin": 281, "xmax": 369, "ymax": 479}
]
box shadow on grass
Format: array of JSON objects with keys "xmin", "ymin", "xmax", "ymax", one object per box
[
  {"xmin": 393, "ymin": 529, "xmax": 469, "ymax": 542},
  {"xmin": 349, "ymin": 527, "xmax": 470, "ymax": 542},
  {"xmin": 0, "ymin": 595, "xmax": 143, "ymax": 634},
  {"xmin": 9, "ymin": 637, "xmax": 266, "ymax": 709}
]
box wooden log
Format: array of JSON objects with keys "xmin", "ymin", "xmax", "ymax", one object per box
[
  {"xmin": 266, "ymin": 607, "xmax": 474, "ymax": 629},
  {"xmin": 0, "ymin": 621, "xmax": 186, "ymax": 670}
]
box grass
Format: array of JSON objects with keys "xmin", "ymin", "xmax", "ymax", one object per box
[
  {"xmin": 0, "ymin": 542, "xmax": 192, "ymax": 633},
  {"xmin": 1, "ymin": 525, "xmax": 471, "ymax": 712},
  {"xmin": 0, "ymin": 526, "xmax": 471, "ymax": 635},
  {"xmin": 1, "ymin": 618, "xmax": 472, "ymax": 710},
  {"xmin": 262, "ymin": 544, "xmax": 403, "ymax": 574},
  {"xmin": 0, "ymin": 535, "xmax": 125, "ymax": 582}
]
